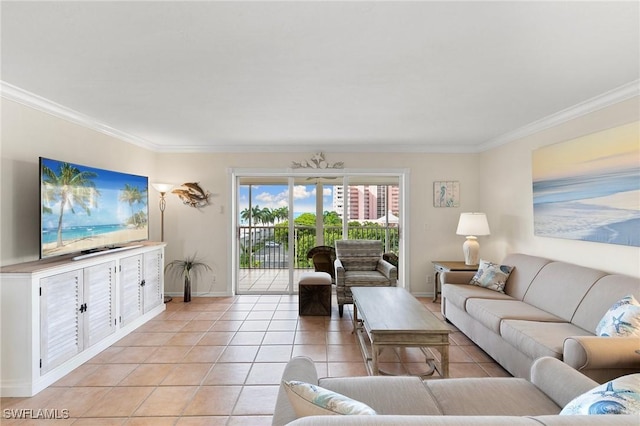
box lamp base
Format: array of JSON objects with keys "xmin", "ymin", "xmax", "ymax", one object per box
[{"xmin": 462, "ymin": 236, "xmax": 480, "ymax": 265}]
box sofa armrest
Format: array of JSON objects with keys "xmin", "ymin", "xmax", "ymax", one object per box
[
  {"xmin": 530, "ymin": 356, "xmax": 598, "ymax": 409},
  {"xmin": 376, "ymin": 259, "xmax": 397, "ymax": 280},
  {"xmin": 334, "ymin": 259, "xmax": 345, "ymax": 286},
  {"xmin": 564, "ymin": 336, "xmax": 640, "ymax": 371},
  {"xmin": 440, "ymin": 270, "xmax": 476, "ymax": 285},
  {"xmin": 273, "ymin": 356, "xmax": 319, "ymax": 426}
]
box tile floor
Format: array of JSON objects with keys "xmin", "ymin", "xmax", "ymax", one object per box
[{"xmin": 1, "ymin": 294, "xmax": 509, "ymax": 425}]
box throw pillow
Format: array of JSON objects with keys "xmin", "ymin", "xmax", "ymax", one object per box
[
  {"xmin": 560, "ymin": 373, "xmax": 640, "ymax": 415},
  {"xmin": 283, "ymin": 380, "xmax": 377, "ymax": 417},
  {"xmin": 595, "ymin": 295, "xmax": 640, "ymax": 337},
  {"xmin": 469, "ymin": 259, "xmax": 514, "ymax": 293}
]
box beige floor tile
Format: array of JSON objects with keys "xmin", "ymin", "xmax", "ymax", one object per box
[
  {"xmin": 143, "ymin": 346, "xmax": 191, "ymax": 363},
  {"xmin": 81, "ymin": 386, "xmax": 154, "ymax": 417},
  {"xmin": 198, "ymin": 331, "xmax": 236, "ymax": 346},
  {"xmin": 460, "ymin": 345, "xmax": 494, "ymax": 363},
  {"xmin": 86, "ymin": 346, "xmax": 125, "ymax": 364},
  {"xmin": 327, "ymin": 362, "xmax": 368, "ymax": 377},
  {"xmin": 326, "ymin": 344, "xmax": 363, "ymax": 362},
  {"xmin": 218, "ymin": 345, "xmax": 259, "ymax": 363},
  {"xmin": 182, "ymin": 345, "xmax": 225, "ymax": 363},
  {"xmin": 194, "ymin": 311, "xmax": 225, "ymax": 321},
  {"xmin": 124, "ymin": 418, "xmax": 178, "ymax": 426},
  {"xmin": 137, "ymin": 320, "xmax": 188, "ymax": 333},
  {"xmin": 168, "ymin": 311, "xmax": 201, "ymax": 321},
  {"xmin": 77, "ymin": 364, "xmax": 139, "ymax": 387},
  {"xmin": 219, "ymin": 311, "xmax": 250, "ymax": 321},
  {"xmin": 449, "ymin": 362, "xmax": 491, "ymax": 378},
  {"xmin": 230, "ymin": 332, "xmax": 266, "ymax": 345},
  {"xmin": 180, "ymin": 320, "xmax": 216, "ymax": 332},
  {"xmin": 165, "ymin": 331, "xmax": 206, "ymax": 346},
  {"xmin": 267, "ymin": 320, "xmax": 297, "ymax": 331},
  {"xmin": 326, "ymin": 331, "xmax": 357, "ymax": 345},
  {"xmin": 292, "ymin": 344, "xmax": 327, "ymax": 362},
  {"xmin": 203, "ymin": 363, "xmax": 252, "ymax": 385},
  {"xmin": 238, "ymin": 321, "xmax": 270, "ymax": 332},
  {"xmin": 262, "ymin": 331, "xmax": 295, "ymax": 345},
  {"xmin": 182, "ymin": 386, "xmax": 242, "ymax": 416},
  {"xmin": 246, "ymin": 363, "xmax": 287, "ymax": 385},
  {"xmin": 133, "ymin": 386, "xmax": 198, "ymax": 416},
  {"xmin": 294, "ymin": 331, "xmax": 326, "ymax": 344},
  {"xmin": 272, "ymin": 310, "xmax": 299, "ymax": 320},
  {"xmin": 55, "ymin": 387, "xmax": 113, "ymax": 418},
  {"xmin": 246, "ymin": 311, "xmax": 274, "ymax": 320},
  {"xmin": 479, "ymin": 362, "xmax": 511, "ymax": 377},
  {"xmin": 107, "ymin": 346, "xmax": 158, "ymax": 364},
  {"xmin": 51, "ymin": 363, "xmax": 100, "ymax": 387},
  {"xmin": 255, "ymin": 345, "xmax": 293, "ymax": 362},
  {"xmin": 115, "ymin": 332, "xmax": 175, "ymax": 347},
  {"xmin": 161, "ymin": 363, "xmax": 213, "ymax": 385},
  {"xmin": 175, "ymin": 416, "xmax": 228, "ymax": 425},
  {"xmin": 232, "ymin": 386, "xmax": 279, "ymax": 415},
  {"xmin": 117, "ymin": 364, "xmax": 175, "ymax": 386},
  {"xmin": 72, "ymin": 418, "xmax": 126, "ymax": 425}
]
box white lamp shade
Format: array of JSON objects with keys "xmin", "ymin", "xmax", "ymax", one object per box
[
  {"xmin": 151, "ymin": 183, "xmax": 174, "ymax": 193},
  {"xmin": 456, "ymin": 213, "xmax": 490, "ymax": 236}
]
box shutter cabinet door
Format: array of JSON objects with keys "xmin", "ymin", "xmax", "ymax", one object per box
[
  {"xmin": 40, "ymin": 270, "xmax": 83, "ymax": 374},
  {"xmin": 120, "ymin": 255, "xmax": 143, "ymax": 326},
  {"xmin": 143, "ymin": 250, "xmax": 163, "ymax": 312},
  {"xmin": 84, "ymin": 261, "xmax": 117, "ymax": 347}
]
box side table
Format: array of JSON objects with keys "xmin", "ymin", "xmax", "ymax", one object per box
[{"xmin": 431, "ymin": 261, "xmax": 479, "ymax": 302}]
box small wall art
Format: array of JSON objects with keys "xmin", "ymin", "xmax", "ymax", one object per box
[{"xmin": 433, "ymin": 181, "xmax": 460, "ymax": 207}]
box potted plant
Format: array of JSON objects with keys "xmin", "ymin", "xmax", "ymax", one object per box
[{"xmin": 165, "ymin": 254, "xmax": 212, "ymax": 302}]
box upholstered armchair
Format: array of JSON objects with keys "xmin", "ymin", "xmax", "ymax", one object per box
[{"xmin": 334, "ymin": 239, "xmax": 397, "ymax": 317}]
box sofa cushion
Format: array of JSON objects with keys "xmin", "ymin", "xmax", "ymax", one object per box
[
  {"xmin": 283, "ymin": 380, "xmax": 377, "ymax": 416},
  {"xmin": 572, "ymin": 275, "xmax": 640, "ymax": 333},
  {"xmin": 318, "ymin": 376, "xmax": 442, "ymax": 415},
  {"xmin": 560, "ymin": 373, "xmax": 640, "ymax": 415},
  {"xmin": 500, "ymin": 320, "xmax": 592, "ymax": 360},
  {"xmin": 425, "ymin": 377, "xmax": 561, "ymax": 416},
  {"xmin": 466, "ymin": 299, "xmax": 565, "ymax": 334},
  {"xmin": 500, "ymin": 253, "xmax": 552, "ymax": 300},
  {"xmin": 469, "ymin": 259, "xmax": 514, "ymax": 293},
  {"xmin": 595, "ymin": 295, "xmax": 640, "ymax": 337},
  {"xmin": 344, "ymin": 270, "xmax": 392, "ymax": 285},
  {"xmin": 442, "ymin": 284, "xmax": 514, "ymax": 312},
  {"xmin": 522, "ymin": 262, "xmax": 607, "ymax": 321}
]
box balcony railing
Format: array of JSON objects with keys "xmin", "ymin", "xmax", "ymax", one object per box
[{"xmin": 239, "ymin": 225, "xmax": 399, "ymax": 269}]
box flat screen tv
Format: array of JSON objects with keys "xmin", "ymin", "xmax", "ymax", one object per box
[{"xmin": 40, "ymin": 157, "xmax": 149, "ymax": 259}]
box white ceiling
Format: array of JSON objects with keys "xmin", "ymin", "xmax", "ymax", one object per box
[{"xmin": 1, "ymin": 1, "xmax": 638, "ymax": 153}]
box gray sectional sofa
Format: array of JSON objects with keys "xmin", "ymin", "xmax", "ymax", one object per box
[
  {"xmin": 441, "ymin": 253, "xmax": 640, "ymax": 383},
  {"xmin": 273, "ymin": 355, "xmax": 638, "ymax": 425}
]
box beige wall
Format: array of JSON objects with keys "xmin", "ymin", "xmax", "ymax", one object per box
[
  {"xmin": 479, "ymin": 97, "xmax": 640, "ymax": 277},
  {"xmin": 2, "ymin": 96, "xmax": 639, "ymax": 297}
]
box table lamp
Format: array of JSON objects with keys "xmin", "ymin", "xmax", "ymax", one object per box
[{"xmin": 456, "ymin": 212, "xmax": 490, "ymax": 265}]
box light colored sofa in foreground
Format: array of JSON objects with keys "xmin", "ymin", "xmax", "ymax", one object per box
[
  {"xmin": 273, "ymin": 356, "xmax": 638, "ymax": 425},
  {"xmin": 441, "ymin": 253, "xmax": 640, "ymax": 383}
]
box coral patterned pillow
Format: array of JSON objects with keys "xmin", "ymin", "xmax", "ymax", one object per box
[
  {"xmin": 469, "ymin": 259, "xmax": 513, "ymax": 293},
  {"xmin": 595, "ymin": 295, "xmax": 640, "ymax": 337}
]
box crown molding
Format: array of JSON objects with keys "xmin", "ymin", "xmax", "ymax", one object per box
[
  {"xmin": 0, "ymin": 81, "xmax": 160, "ymax": 152},
  {"xmin": 3, "ymin": 79, "xmax": 638, "ymax": 154},
  {"xmin": 478, "ymin": 79, "xmax": 640, "ymax": 152}
]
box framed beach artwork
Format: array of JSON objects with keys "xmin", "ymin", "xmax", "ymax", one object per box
[
  {"xmin": 434, "ymin": 181, "xmax": 460, "ymax": 207},
  {"xmin": 532, "ymin": 121, "xmax": 640, "ymax": 247}
]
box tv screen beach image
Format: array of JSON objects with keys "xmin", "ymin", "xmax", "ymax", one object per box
[
  {"xmin": 40, "ymin": 158, "xmax": 149, "ymax": 258},
  {"xmin": 532, "ymin": 121, "xmax": 640, "ymax": 247}
]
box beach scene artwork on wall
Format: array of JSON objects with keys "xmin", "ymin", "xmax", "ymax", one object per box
[
  {"xmin": 532, "ymin": 121, "xmax": 639, "ymax": 247},
  {"xmin": 40, "ymin": 157, "xmax": 149, "ymax": 258}
]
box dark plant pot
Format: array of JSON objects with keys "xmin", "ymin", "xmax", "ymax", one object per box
[{"xmin": 184, "ymin": 276, "xmax": 191, "ymax": 303}]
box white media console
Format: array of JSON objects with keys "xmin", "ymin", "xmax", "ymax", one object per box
[{"xmin": 0, "ymin": 242, "xmax": 166, "ymax": 396}]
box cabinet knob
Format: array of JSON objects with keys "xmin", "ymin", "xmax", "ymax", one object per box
[{"xmin": 140, "ymin": 279, "xmax": 146, "ymax": 287}]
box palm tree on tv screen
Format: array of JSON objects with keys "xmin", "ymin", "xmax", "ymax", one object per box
[
  {"xmin": 119, "ymin": 184, "xmax": 148, "ymax": 228},
  {"xmin": 41, "ymin": 162, "xmax": 100, "ymax": 247}
]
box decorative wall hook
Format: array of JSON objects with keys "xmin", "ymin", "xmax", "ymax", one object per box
[
  {"xmin": 291, "ymin": 152, "xmax": 344, "ymax": 169},
  {"xmin": 172, "ymin": 182, "xmax": 211, "ymax": 208}
]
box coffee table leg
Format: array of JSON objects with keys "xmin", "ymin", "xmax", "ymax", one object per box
[
  {"xmin": 371, "ymin": 343, "xmax": 379, "ymax": 375},
  {"xmin": 440, "ymin": 346, "xmax": 449, "ymax": 378},
  {"xmin": 352, "ymin": 304, "xmax": 358, "ymax": 334}
]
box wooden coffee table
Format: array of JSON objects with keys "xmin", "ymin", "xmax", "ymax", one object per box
[{"xmin": 351, "ymin": 286, "xmax": 450, "ymax": 378}]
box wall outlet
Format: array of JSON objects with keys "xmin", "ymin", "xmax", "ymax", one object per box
[{"xmin": 426, "ymin": 275, "xmax": 434, "ymax": 284}]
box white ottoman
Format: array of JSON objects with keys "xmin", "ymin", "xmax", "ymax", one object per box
[{"xmin": 298, "ymin": 272, "xmax": 332, "ymax": 316}]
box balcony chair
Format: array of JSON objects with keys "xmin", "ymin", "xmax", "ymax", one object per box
[
  {"xmin": 306, "ymin": 245, "xmax": 336, "ymax": 283},
  {"xmin": 334, "ymin": 239, "xmax": 398, "ymax": 317}
]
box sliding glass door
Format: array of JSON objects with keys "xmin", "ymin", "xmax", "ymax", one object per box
[{"xmin": 233, "ymin": 171, "xmax": 405, "ymax": 295}]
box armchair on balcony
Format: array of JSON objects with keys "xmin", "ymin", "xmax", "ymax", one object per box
[
  {"xmin": 334, "ymin": 239, "xmax": 398, "ymax": 317},
  {"xmin": 306, "ymin": 245, "xmax": 336, "ymax": 283}
]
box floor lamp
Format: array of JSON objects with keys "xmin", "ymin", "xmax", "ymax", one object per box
[{"xmin": 152, "ymin": 183, "xmax": 174, "ymax": 303}]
